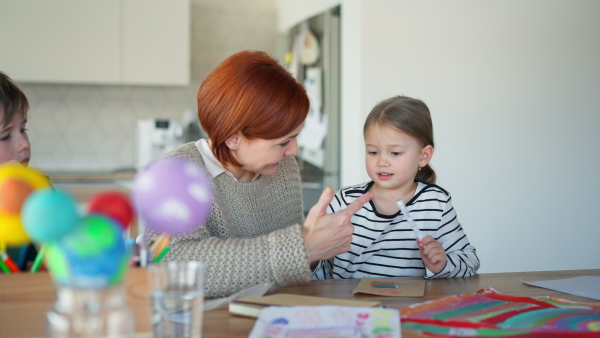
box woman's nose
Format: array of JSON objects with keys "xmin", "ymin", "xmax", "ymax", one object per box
[{"xmin": 286, "ymin": 139, "xmax": 299, "ymax": 157}]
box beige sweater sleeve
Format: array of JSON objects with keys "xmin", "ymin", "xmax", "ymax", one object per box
[
  {"xmin": 160, "ymin": 223, "xmax": 310, "ymax": 298},
  {"xmin": 143, "ymin": 142, "xmax": 311, "ymax": 298}
]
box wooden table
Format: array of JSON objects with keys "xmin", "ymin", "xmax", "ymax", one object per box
[{"xmin": 1, "ymin": 269, "xmax": 598, "ymax": 337}]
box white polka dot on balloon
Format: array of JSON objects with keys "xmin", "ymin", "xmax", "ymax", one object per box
[
  {"xmin": 132, "ymin": 157, "xmax": 213, "ymax": 235},
  {"xmin": 135, "ymin": 173, "xmax": 155, "ymax": 192},
  {"xmin": 155, "ymin": 198, "xmax": 191, "ymax": 222},
  {"xmin": 188, "ymin": 183, "xmax": 211, "ymax": 203},
  {"xmin": 184, "ymin": 162, "xmax": 205, "ymax": 178}
]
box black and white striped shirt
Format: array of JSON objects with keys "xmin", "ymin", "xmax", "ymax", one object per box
[{"xmin": 312, "ymin": 181, "xmax": 480, "ymax": 280}]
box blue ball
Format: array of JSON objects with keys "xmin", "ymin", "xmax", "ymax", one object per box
[
  {"xmin": 22, "ymin": 188, "xmax": 79, "ymax": 242},
  {"xmin": 47, "ymin": 216, "xmax": 129, "ymax": 289}
]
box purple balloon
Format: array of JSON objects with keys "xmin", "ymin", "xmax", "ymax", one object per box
[{"xmin": 132, "ymin": 157, "xmax": 213, "ymax": 235}]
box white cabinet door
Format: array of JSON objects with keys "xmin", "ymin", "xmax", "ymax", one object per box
[
  {"xmin": 122, "ymin": 0, "xmax": 190, "ymax": 86},
  {"xmin": 0, "ymin": 0, "xmax": 189, "ymax": 85},
  {"xmin": 0, "ymin": 0, "xmax": 121, "ymax": 84}
]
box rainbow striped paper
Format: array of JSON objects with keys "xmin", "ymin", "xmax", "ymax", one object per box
[{"xmin": 401, "ymin": 288, "xmax": 600, "ymax": 337}]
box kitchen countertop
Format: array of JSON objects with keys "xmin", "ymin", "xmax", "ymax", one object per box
[
  {"xmin": 47, "ymin": 170, "xmax": 136, "ymax": 183},
  {"xmin": 46, "ymin": 170, "xmax": 136, "ymax": 202},
  {"xmin": 48, "ymin": 171, "xmax": 140, "ymax": 238}
]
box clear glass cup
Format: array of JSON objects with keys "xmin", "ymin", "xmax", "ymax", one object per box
[
  {"xmin": 149, "ymin": 261, "xmax": 205, "ymax": 338},
  {"xmin": 46, "ymin": 285, "xmax": 134, "ymax": 338}
]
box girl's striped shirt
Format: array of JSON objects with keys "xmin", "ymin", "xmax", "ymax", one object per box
[{"xmin": 312, "ymin": 181, "xmax": 480, "ymax": 280}]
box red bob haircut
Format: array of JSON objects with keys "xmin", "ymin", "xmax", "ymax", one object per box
[{"xmin": 197, "ymin": 50, "xmax": 309, "ymax": 167}]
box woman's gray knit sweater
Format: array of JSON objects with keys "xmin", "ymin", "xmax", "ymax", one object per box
[{"xmin": 143, "ymin": 142, "xmax": 312, "ymax": 298}]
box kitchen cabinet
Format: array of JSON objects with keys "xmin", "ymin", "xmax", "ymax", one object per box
[
  {"xmin": 122, "ymin": 0, "xmax": 190, "ymax": 85},
  {"xmin": 0, "ymin": 0, "xmax": 190, "ymax": 86}
]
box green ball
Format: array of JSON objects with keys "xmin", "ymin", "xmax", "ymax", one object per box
[
  {"xmin": 63, "ymin": 215, "xmax": 121, "ymax": 257},
  {"xmin": 45, "ymin": 243, "xmax": 70, "ymax": 285},
  {"xmin": 46, "ymin": 215, "xmax": 129, "ymax": 288}
]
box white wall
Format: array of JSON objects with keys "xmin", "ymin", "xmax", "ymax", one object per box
[{"xmin": 338, "ymin": 0, "xmax": 600, "ymax": 273}]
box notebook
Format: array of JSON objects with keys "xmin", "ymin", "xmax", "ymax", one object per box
[{"xmin": 229, "ymin": 293, "xmax": 381, "ymax": 318}]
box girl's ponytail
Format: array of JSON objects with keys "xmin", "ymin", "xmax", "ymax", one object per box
[{"xmin": 415, "ymin": 163, "xmax": 436, "ymax": 184}]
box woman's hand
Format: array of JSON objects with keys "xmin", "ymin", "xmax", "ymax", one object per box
[
  {"xmin": 418, "ymin": 236, "xmax": 447, "ymax": 274},
  {"xmin": 302, "ymin": 187, "xmax": 372, "ymax": 263}
]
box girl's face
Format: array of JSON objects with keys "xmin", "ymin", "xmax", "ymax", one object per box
[
  {"xmin": 226, "ymin": 124, "xmax": 303, "ymax": 182},
  {"xmin": 365, "ymin": 123, "xmax": 432, "ymax": 193},
  {"xmin": 0, "ymin": 111, "xmax": 30, "ymax": 166}
]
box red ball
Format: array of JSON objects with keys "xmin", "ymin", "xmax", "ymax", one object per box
[{"xmin": 87, "ymin": 191, "xmax": 134, "ymax": 229}]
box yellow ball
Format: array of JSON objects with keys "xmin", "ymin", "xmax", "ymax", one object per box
[
  {"xmin": 0, "ymin": 162, "xmax": 52, "ymax": 247},
  {"xmin": 0, "ymin": 214, "xmax": 30, "ymax": 246},
  {"xmin": 0, "ymin": 162, "xmax": 50, "ymax": 189}
]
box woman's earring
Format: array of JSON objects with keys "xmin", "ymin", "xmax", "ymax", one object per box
[
  {"xmin": 233, "ymin": 147, "xmax": 237, "ymax": 151},
  {"xmin": 418, "ymin": 166, "xmax": 422, "ymax": 171}
]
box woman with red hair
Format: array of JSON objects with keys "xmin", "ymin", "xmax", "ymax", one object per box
[{"xmin": 145, "ymin": 50, "xmax": 371, "ymax": 298}]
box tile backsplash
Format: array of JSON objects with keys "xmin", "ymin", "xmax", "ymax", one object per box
[{"xmin": 19, "ymin": 0, "xmax": 278, "ymax": 173}]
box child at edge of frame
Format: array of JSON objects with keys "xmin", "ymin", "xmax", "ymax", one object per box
[
  {"xmin": 312, "ymin": 95, "xmax": 480, "ymax": 280},
  {"xmin": 0, "ymin": 71, "xmax": 43, "ymax": 271}
]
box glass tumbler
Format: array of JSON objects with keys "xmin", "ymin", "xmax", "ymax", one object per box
[
  {"xmin": 149, "ymin": 261, "xmax": 205, "ymax": 338},
  {"xmin": 46, "ymin": 285, "xmax": 134, "ymax": 338}
]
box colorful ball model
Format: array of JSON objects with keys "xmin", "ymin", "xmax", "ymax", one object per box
[
  {"xmin": 22, "ymin": 188, "xmax": 80, "ymax": 243},
  {"xmin": 44, "ymin": 215, "xmax": 129, "ymax": 288},
  {"xmin": 0, "ymin": 178, "xmax": 33, "ymax": 213},
  {"xmin": 132, "ymin": 157, "xmax": 213, "ymax": 235},
  {"xmin": 87, "ymin": 191, "xmax": 134, "ymax": 229},
  {"xmin": 0, "ymin": 162, "xmax": 52, "ymax": 246}
]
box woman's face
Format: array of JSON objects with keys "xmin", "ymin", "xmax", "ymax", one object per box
[{"xmin": 228, "ymin": 124, "xmax": 303, "ymax": 181}]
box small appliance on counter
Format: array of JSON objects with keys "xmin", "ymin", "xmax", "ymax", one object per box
[
  {"xmin": 182, "ymin": 109, "xmax": 204, "ymax": 143},
  {"xmin": 136, "ymin": 119, "xmax": 183, "ymax": 170}
]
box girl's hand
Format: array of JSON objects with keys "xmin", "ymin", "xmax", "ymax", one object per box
[
  {"xmin": 303, "ymin": 187, "xmax": 372, "ymax": 264},
  {"xmin": 418, "ymin": 236, "xmax": 447, "ymax": 274}
]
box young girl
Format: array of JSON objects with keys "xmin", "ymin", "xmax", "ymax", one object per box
[{"xmin": 313, "ymin": 95, "xmax": 480, "ymax": 279}]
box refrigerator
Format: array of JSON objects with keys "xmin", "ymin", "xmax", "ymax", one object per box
[{"xmin": 278, "ymin": 6, "xmax": 341, "ymax": 215}]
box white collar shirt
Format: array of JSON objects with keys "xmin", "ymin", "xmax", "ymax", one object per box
[{"xmin": 195, "ymin": 139, "xmax": 260, "ymax": 182}]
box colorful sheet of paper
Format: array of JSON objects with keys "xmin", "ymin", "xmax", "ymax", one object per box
[
  {"xmin": 248, "ymin": 305, "xmax": 401, "ymax": 338},
  {"xmin": 523, "ymin": 276, "xmax": 600, "ymax": 301},
  {"xmin": 400, "ymin": 288, "xmax": 600, "ymax": 337},
  {"xmin": 353, "ymin": 277, "xmax": 426, "ymax": 297}
]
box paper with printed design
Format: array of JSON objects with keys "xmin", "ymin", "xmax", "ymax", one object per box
[{"xmin": 248, "ymin": 305, "xmax": 400, "ymax": 338}]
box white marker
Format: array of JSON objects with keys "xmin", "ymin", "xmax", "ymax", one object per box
[{"xmin": 397, "ymin": 200, "xmax": 423, "ymax": 241}]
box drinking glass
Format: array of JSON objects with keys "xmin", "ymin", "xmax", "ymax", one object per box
[
  {"xmin": 149, "ymin": 261, "xmax": 205, "ymax": 338},
  {"xmin": 46, "ymin": 285, "xmax": 134, "ymax": 337}
]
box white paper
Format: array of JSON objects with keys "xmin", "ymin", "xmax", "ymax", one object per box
[
  {"xmin": 522, "ymin": 276, "xmax": 600, "ymax": 301},
  {"xmin": 287, "ymin": 34, "xmax": 301, "ymax": 79},
  {"xmin": 304, "ymin": 67, "xmax": 322, "ymax": 110},
  {"xmin": 204, "ymin": 281, "xmax": 273, "ymax": 311},
  {"xmin": 248, "ymin": 305, "xmax": 401, "ymax": 338}
]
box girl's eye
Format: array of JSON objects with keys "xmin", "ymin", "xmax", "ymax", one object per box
[
  {"xmin": 391, "ymin": 152, "xmax": 401, "ymax": 156},
  {"xmin": 280, "ymin": 141, "xmax": 291, "ymax": 147},
  {"xmin": 367, "ymin": 151, "xmax": 377, "ymax": 155},
  {"xmin": 21, "ymin": 128, "xmax": 28, "ymax": 133},
  {"xmin": 0, "ymin": 135, "xmax": 9, "ymax": 141}
]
